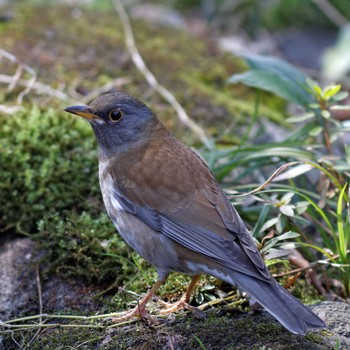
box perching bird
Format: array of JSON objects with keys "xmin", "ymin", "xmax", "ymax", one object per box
[{"xmin": 64, "ymin": 92, "xmax": 325, "ymax": 335}]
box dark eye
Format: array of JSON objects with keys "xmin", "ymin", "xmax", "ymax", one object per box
[{"xmin": 109, "ymin": 109, "xmax": 123, "ymax": 122}]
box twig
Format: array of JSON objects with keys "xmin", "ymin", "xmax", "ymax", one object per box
[
  {"xmin": 273, "ymin": 262, "xmax": 322, "ymax": 278},
  {"xmin": 28, "ymin": 266, "xmax": 43, "ymax": 347},
  {"xmin": 0, "ymin": 104, "xmax": 22, "ymax": 114},
  {"xmin": 0, "ymin": 74, "xmax": 69, "ymax": 101},
  {"xmin": 0, "ymin": 323, "xmax": 106, "ymax": 333},
  {"xmin": 0, "ymin": 48, "xmax": 38, "ymax": 103},
  {"xmin": 80, "ymin": 77, "xmax": 132, "ymax": 104},
  {"xmin": 197, "ymin": 293, "xmax": 245, "ymax": 311},
  {"xmin": 168, "ymin": 336, "xmax": 176, "ymax": 350},
  {"xmin": 273, "ymin": 250, "xmax": 350, "ymax": 278},
  {"xmin": 311, "ymin": 0, "xmax": 348, "ymax": 28},
  {"xmin": 302, "ymin": 211, "xmax": 334, "ymax": 236},
  {"xmin": 228, "ymin": 161, "xmax": 300, "ymax": 198},
  {"xmin": 113, "ymin": 0, "xmax": 209, "ymax": 146},
  {"xmin": 288, "ymin": 249, "xmax": 327, "ymax": 295}
]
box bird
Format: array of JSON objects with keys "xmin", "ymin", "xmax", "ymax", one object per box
[{"xmin": 64, "ymin": 91, "xmax": 326, "ymax": 335}]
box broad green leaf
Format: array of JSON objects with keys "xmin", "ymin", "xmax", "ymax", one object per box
[
  {"xmin": 281, "ymin": 192, "xmax": 294, "ymax": 204},
  {"xmin": 243, "ymin": 54, "xmax": 309, "ymax": 88},
  {"xmin": 279, "ymin": 204, "xmax": 294, "ymax": 217},
  {"xmin": 309, "ymin": 103, "xmax": 321, "ymax": 109},
  {"xmin": 332, "ymin": 91, "xmax": 349, "ymax": 102},
  {"xmin": 323, "ymin": 84, "xmax": 341, "ymax": 99},
  {"xmin": 295, "ymin": 201, "xmax": 310, "ymax": 215},
  {"xmin": 228, "ymin": 70, "xmax": 310, "ymax": 106},
  {"xmin": 309, "ymin": 126, "xmax": 323, "ymax": 137},
  {"xmin": 313, "ymin": 84, "xmax": 323, "ymax": 96},
  {"xmin": 321, "ymin": 110, "xmax": 331, "ymax": 119}
]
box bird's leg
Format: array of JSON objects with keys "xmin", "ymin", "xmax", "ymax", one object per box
[
  {"xmin": 159, "ymin": 275, "xmax": 202, "ymax": 315},
  {"xmin": 112, "ymin": 279, "xmax": 165, "ymax": 324}
]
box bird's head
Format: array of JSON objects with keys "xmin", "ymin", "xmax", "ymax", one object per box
[{"xmin": 64, "ymin": 92, "xmax": 162, "ymax": 158}]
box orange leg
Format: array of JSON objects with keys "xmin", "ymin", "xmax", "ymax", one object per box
[
  {"xmin": 112, "ymin": 279, "xmax": 165, "ymax": 324},
  {"xmin": 159, "ymin": 275, "xmax": 201, "ymax": 314}
]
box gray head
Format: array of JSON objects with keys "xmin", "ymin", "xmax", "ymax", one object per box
[{"xmin": 64, "ymin": 92, "xmax": 163, "ymax": 158}]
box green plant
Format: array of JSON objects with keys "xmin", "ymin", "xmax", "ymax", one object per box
[{"xmin": 221, "ymin": 55, "xmax": 350, "ymax": 296}]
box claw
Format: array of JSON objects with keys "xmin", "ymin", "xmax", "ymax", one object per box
[
  {"xmin": 159, "ymin": 297, "xmax": 206, "ymax": 319},
  {"xmin": 111, "ymin": 303, "xmax": 161, "ymax": 324}
]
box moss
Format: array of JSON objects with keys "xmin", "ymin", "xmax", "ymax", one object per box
[
  {"xmin": 0, "ymin": 106, "xmax": 100, "ymax": 233},
  {"xmin": 304, "ymin": 332, "xmax": 325, "ymax": 344},
  {"xmin": 2, "ymin": 323, "xmax": 105, "ymax": 350},
  {"xmin": 37, "ymin": 212, "xmax": 133, "ymax": 284}
]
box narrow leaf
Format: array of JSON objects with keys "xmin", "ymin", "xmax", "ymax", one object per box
[
  {"xmin": 260, "ymin": 217, "xmax": 279, "ymax": 233},
  {"xmin": 273, "ymin": 164, "xmax": 313, "ymax": 182},
  {"xmin": 286, "ymin": 113, "xmax": 315, "ymax": 123}
]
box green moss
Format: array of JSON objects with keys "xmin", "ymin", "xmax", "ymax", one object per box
[
  {"xmin": 0, "ymin": 106, "xmax": 100, "ymax": 233},
  {"xmin": 305, "ymin": 332, "xmax": 325, "ymax": 344},
  {"xmin": 37, "ymin": 212, "xmax": 133, "ymax": 284},
  {"xmin": 256, "ymin": 321, "xmax": 282, "ymax": 336}
]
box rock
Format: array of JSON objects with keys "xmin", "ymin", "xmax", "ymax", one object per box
[
  {"xmin": 312, "ymin": 301, "xmax": 350, "ymax": 346},
  {"xmin": 90, "ymin": 301, "xmax": 349, "ymax": 350},
  {"xmin": 130, "ymin": 3, "xmax": 186, "ymax": 29},
  {"xmin": 0, "ymin": 238, "xmax": 37, "ymax": 321},
  {"xmin": 0, "ymin": 238, "xmax": 100, "ymax": 322},
  {"xmin": 41, "ymin": 276, "xmax": 101, "ymax": 313}
]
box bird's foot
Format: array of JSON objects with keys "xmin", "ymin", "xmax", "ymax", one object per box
[
  {"xmin": 111, "ymin": 303, "xmax": 161, "ymax": 325},
  {"xmin": 158, "ymin": 297, "xmax": 206, "ymax": 319}
]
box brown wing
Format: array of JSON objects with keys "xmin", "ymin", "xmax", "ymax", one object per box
[{"xmin": 106, "ymin": 133, "xmax": 270, "ymax": 281}]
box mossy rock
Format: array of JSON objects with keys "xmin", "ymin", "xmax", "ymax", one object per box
[{"xmin": 1, "ymin": 306, "xmax": 342, "ymax": 350}]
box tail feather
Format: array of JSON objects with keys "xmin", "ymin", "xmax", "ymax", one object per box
[{"xmin": 230, "ymin": 273, "xmax": 326, "ymax": 335}]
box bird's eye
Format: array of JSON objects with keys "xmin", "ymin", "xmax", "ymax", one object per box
[{"xmin": 109, "ymin": 109, "xmax": 123, "ymax": 122}]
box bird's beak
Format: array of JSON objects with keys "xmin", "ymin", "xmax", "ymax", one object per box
[{"xmin": 64, "ymin": 105, "xmax": 101, "ymax": 121}]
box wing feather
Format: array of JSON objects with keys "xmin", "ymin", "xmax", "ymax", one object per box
[{"xmin": 106, "ymin": 135, "xmax": 270, "ymax": 280}]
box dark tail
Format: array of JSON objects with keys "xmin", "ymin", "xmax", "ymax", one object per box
[{"xmin": 230, "ymin": 273, "xmax": 326, "ymax": 335}]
